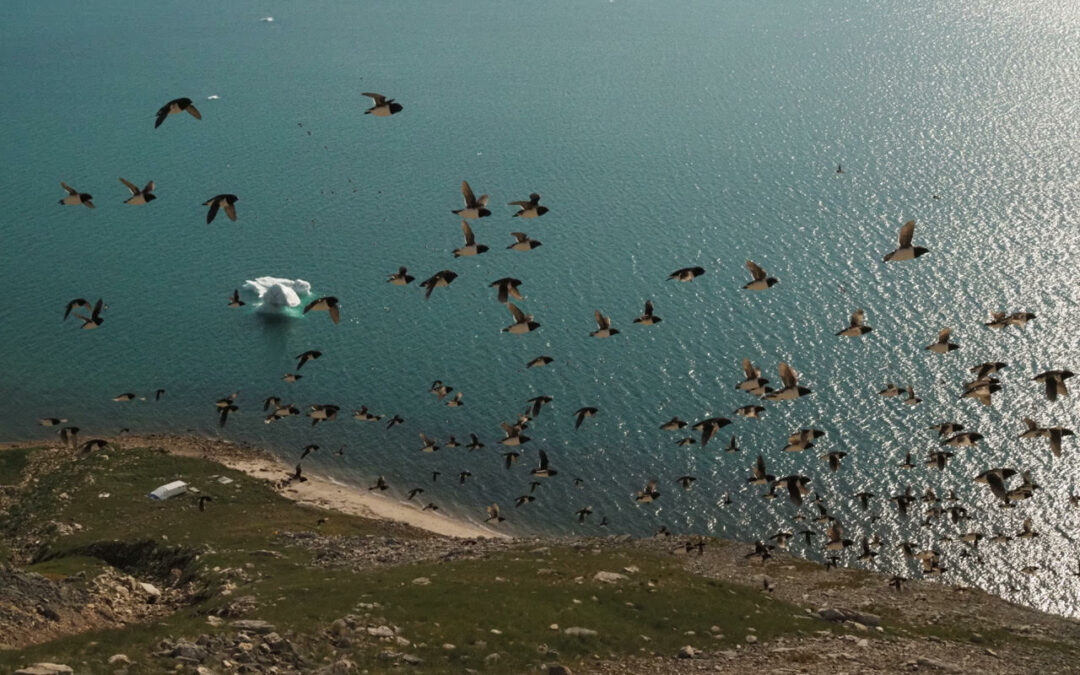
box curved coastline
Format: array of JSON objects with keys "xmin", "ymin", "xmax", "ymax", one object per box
[{"xmin": 2, "ymin": 433, "xmax": 506, "ymax": 540}]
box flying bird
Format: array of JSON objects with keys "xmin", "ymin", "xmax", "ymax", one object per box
[
  {"xmin": 736, "ymin": 359, "xmax": 770, "ymax": 395},
  {"xmin": 295, "ymin": 350, "xmax": 322, "ymax": 370},
  {"xmin": 419, "ymin": 271, "xmax": 458, "ymax": 299},
  {"xmin": 453, "ymin": 180, "xmax": 491, "ymax": 219},
  {"xmin": 531, "ymin": 449, "xmax": 557, "ymax": 477},
  {"xmin": 573, "ymin": 406, "xmax": 598, "ymax": 429},
  {"xmin": 668, "ymin": 266, "xmax": 706, "ymax": 282},
  {"xmin": 635, "ymin": 480, "xmax": 661, "ymax": 502},
  {"xmin": 155, "ymin": 97, "xmax": 202, "ymax": 128},
  {"xmin": 764, "ymin": 362, "xmax": 811, "ymax": 401},
  {"xmin": 64, "ymin": 298, "xmax": 92, "ymax": 320},
  {"xmin": 526, "ymin": 355, "xmax": 554, "ymax": 369},
  {"xmin": 485, "ymin": 503, "xmax": 505, "ymax": 523},
  {"xmin": 227, "ymin": 289, "xmax": 245, "ymax": 307},
  {"xmin": 509, "ymin": 192, "xmax": 548, "ymax": 218},
  {"xmin": 527, "ymin": 395, "xmax": 553, "ymax": 417},
  {"xmin": 926, "ymin": 327, "xmax": 959, "ymax": 354},
  {"xmin": 503, "ymin": 302, "xmax": 540, "ymax": 334},
  {"xmin": 590, "ymin": 310, "xmax": 618, "ymax": 338},
  {"xmin": 633, "ymin": 300, "xmax": 661, "ymax": 326},
  {"xmin": 743, "ymin": 261, "xmax": 778, "ymax": 290},
  {"xmin": 362, "ymin": 92, "xmax": 403, "ymax": 116},
  {"xmin": 660, "ymin": 417, "xmax": 686, "ymax": 431},
  {"xmin": 304, "ymin": 296, "xmax": 341, "ymax": 323},
  {"xmin": 692, "ymin": 417, "xmax": 730, "ymax": 447},
  {"xmin": 883, "ymin": 220, "xmax": 928, "ymax": 262},
  {"xmin": 453, "ymin": 220, "xmax": 489, "ymax": 257},
  {"xmin": 419, "ymin": 433, "xmax": 439, "ymax": 453},
  {"xmin": 1033, "ymin": 370, "xmax": 1074, "ymax": 402},
  {"xmin": 309, "ymin": 404, "xmax": 340, "ymax": 426},
  {"xmin": 490, "ymin": 277, "xmax": 524, "ymax": 303},
  {"xmin": 387, "ymin": 267, "xmax": 415, "ymax": 285},
  {"xmin": 370, "ymin": 476, "xmax": 389, "ymax": 491},
  {"xmin": 119, "ymin": 177, "xmax": 156, "ymax": 205},
  {"xmin": 747, "ymin": 455, "xmax": 775, "ymax": 485},
  {"xmin": 836, "ymin": 309, "xmax": 872, "ymax": 337},
  {"xmin": 73, "ymin": 298, "xmax": 106, "ymax": 330},
  {"xmin": 58, "ymin": 182, "xmax": 94, "ymax": 208},
  {"xmin": 202, "ymin": 194, "xmax": 238, "ymax": 223},
  {"xmin": 507, "ymin": 232, "xmax": 542, "ymax": 251}
]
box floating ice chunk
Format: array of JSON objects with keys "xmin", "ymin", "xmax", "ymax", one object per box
[
  {"xmin": 259, "ymin": 16, "xmax": 274, "ymax": 22},
  {"xmin": 207, "ymin": 94, "xmax": 221, "ymax": 100},
  {"xmin": 242, "ymin": 277, "xmax": 312, "ymax": 308}
]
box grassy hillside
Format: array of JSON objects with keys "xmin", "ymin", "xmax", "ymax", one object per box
[{"xmin": 0, "ymin": 445, "xmax": 840, "ymax": 673}]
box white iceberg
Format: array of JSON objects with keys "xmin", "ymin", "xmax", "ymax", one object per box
[{"xmin": 242, "ymin": 276, "xmax": 312, "ymax": 309}]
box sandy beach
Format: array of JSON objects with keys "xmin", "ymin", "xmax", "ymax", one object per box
[{"xmin": 3, "ymin": 434, "xmax": 505, "ymax": 540}]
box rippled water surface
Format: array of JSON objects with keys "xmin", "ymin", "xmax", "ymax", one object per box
[{"xmin": 2, "ymin": 0, "xmax": 1079, "ymax": 616}]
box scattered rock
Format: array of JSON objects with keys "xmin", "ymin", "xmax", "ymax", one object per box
[
  {"xmin": 230, "ymin": 619, "xmax": 276, "ymax": 634},
  {"xmin": 412, "ymin": 576, "xmax": 431, "ymax": 586},
  {"xmin": 367, "ymin": 625, "xmax": 396, "ymax": 638},
  {"xmin": 745, "ymin": 635, "xmax": 758, "ymax": 644},
  {"xmin": 914, "ymin": 657, "xmax": 964, "ymax": 673},
  {"xmin": 316, "ymin": 658, "xmax": 357, "ymax": 674},
  {"xmin": 484, "ymin": 653, "xmax": 501, "ymax": 665},
  {"xmin": 547, "ymin": 666, "xmax": 573, "ymax": 675},
  {"xmin": 593, "ymin": 571, "xmax": 629, "ymax": 583},
  {"xmin": 564, "ymin": 627, "xmax": 599, "ymax": 637},
  {"xmin": 677, "ymin": 645, "xmax": 699, "ymax": 659},
  {"xmin": 170, "ymin": 640, "xmax": 207, "ymax": 662},
  {"xmin": 816, "ymin": 608, "xmax": 881, "ymax": 627},
  {"xmin": 107, "ymin": 654, "xmax": 131, "ymax": 665},
  {"xmin": 138, "ymin": 582, "xmax": 161, "ymax": 600},
  {"xmin": 14, "ymin": 665, "xmax": 74, "ymax": 675}
]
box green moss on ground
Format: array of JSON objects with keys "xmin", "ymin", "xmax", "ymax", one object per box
[{"xmin": 0, "ymin": 446, "xmax": 839, "ymax": 673}]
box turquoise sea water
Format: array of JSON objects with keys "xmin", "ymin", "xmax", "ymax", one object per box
[{"xmin": 2, "ymin": 1, "xmax": 1079, "ymax": 616}]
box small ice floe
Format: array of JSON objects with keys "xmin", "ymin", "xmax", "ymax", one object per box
[
  {"xmin": 207, "ymin": 94, "xmax": 221, "ymax": 100},
  {"xmin": 259, "ymin": 16, "xmax": 274, "ymax": 22}
]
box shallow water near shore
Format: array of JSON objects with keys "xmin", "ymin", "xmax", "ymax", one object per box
[{"xmin": 2, "ymin": 1, "xmax": 1079, "ymax": 616}]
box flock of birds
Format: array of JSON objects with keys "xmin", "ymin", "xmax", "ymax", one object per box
[{"xmin": 42, "ymin": 92, "xmax": 1080, "ymax": 599}]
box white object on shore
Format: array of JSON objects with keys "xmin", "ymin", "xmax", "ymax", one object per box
[
  {"xmin": 148, "ymin": 480, "xmax": 188, "ymax": 500},
  {"xmin": 242, "ymin": 277, "xmax": 312, "ymax": 308}
]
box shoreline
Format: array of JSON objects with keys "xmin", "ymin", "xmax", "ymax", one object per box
[{"xmin": 2, "ymin": 434, "xmax": 506, "ymax": 540}]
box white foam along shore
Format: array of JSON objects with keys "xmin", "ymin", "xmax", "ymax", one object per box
[{"xmin": 5, "ymin": 434, "xmax": 506, "ymax": 540}]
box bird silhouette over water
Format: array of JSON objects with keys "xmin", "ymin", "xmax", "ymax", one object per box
[
  {"xmin": 119, "ymin": 177, "xmax": 156, "ymax": 205},
  {"xmin": 453, "ymin": 180, "xmax": 490, "ymax": 219},
  {"xmin": 155, "ymin": 97, "xmax": 201, "ymax": 128},
  {"xmin": 59, "ymin": 182, "xmax": 94, "ymax": 208},
  {"xmin": 508, "ymin": 192, "xmax": 547, "ymax": 218},
  {"xmin": 362, "ymin": 92, "xmax": 403, "ymax": 116},
  {"xmin": 883, "ymin": 220, "xmax": 928, "ymax": 262},
  {"xmin": 202, "ymin": 194, "xmax": 238, "ymax": 223},
  {"xmin": 304, "ymin": 296, "xmax": 341, "ymax": 323}
]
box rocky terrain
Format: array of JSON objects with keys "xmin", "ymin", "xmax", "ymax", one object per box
[{"xmin": 2, "ymin": 440, "xmax": 1079, "ymax": 674}]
